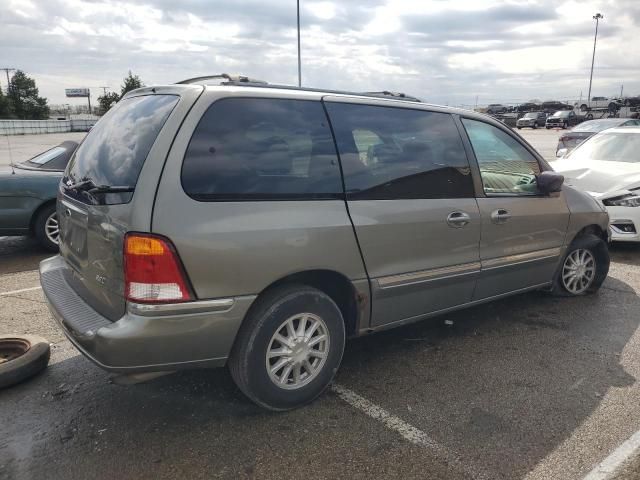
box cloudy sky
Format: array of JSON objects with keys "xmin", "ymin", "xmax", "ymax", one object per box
[{"xmin": 1, "ymin": 0, "xmax": 639, "ymax": 107}]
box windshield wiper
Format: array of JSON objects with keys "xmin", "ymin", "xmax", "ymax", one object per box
[
  {"xmin": 65, "ymin": 179, "xmax": 97, "ymax": 191},
  {"xmin": 87, "ymin": 185, "xmax": 134, "ymax": 194}
]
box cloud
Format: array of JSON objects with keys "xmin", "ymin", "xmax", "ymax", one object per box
[{"xmin": 0, "ymin": 0, "xmax": 638, "ymax": 107}]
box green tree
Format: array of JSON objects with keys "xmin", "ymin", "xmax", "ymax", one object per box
[
  {"xmin": 97, "ymin": 91, "xmax": 120, "ymax": 114},
  {"xmin": 120, "ymin": 70, "xmax": 144, "ymax": 97},
  {"xmin": 0, "ymin": 88, "xmax": 11, "ymax": 118},
  {"xmin": 8, "ymin": 70, "xmax": 49, "ymax": 119}
]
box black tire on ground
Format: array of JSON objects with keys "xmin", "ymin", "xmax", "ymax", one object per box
[
  {"xmin": 533, "ymin": 122, "xmax": 538, "ymax": 129},
  {"xmin": 517, "ymin": 126, "xmax": 522, "ymax": 129},
  {"xmin": 550, "ymin": 234, "xmax": 609, "ymax": 297},
  {"xmin": 0, "ymin": 335, "xmax": 50, "ymax": 389},
  {"xmin": 33, "ymin": 203, "xmax": 59, "ymax": 252},
  {"xmin": 229, "ymin": 284, "xmax": 346, "ymax": 411},
  {"xmin": 546, "ymin": 126, "xmax": 551, "ymax": 129}
]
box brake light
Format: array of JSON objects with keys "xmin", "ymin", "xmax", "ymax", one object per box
[{"xmin": 124, "ymin": 233, "xmax": 194, "ymax": 304}]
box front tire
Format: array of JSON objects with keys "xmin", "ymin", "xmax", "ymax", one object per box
[
  {"xmin": 550, "ymin": 234, "xmax": 609, "ymax": 296},
  {"xmin": 229, "ymin": 284, "xmax": 345, "ymax": 411},
  {"xmin": 33, "ymin": 204, "xmax": 59, "ymax": 252}
]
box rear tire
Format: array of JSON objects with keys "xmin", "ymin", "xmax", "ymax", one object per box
[
  {"xmin": 229, "ymin": 284, "xmax": 345, "ymax": 411},
  {"xmin": 550, "ymin": 234, "xmax": 609, "ymax": 297},
  {"xmin": 33, "ymin": 204, "xmax": 59, "ymax": 252}
]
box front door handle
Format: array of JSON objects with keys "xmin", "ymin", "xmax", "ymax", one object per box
[
  {"xmin": 491, "ymin": 208, "xmax": 512, "ymax": 224},
  {"xmin": 447, "ymin": 211, "xmax": 471, "ymax": 228}
]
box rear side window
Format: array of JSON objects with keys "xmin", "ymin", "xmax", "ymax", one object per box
[
  {"xmin": 181, "ymin": 98, "xmax": 342, "ymax": 200},
  {"xmin": 64, "ymin": 94, "xmax": 178, "ymax": 204},
  {"xmin": 325, "ymin": 102, "xmax": 473, "ymax": 199}
]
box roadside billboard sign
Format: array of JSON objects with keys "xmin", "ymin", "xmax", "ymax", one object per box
[{"xmin": 65, "ymin": 88, "xmax": 90, "ymax": 98}]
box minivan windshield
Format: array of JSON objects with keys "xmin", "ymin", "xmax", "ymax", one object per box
[
  {"xmin": 551, "ymin": 111, "xmax": 570, "ymax": 118},
  {"xmin": 567, "ymin": 132, "xmax": 640, "ymax": 163},
  {"xmin": 523, "ymin": 113, "xmax": 538, "ymax": 119},
  {"xmin": 64, "ymin": 94, "xmax": 178, "ymax": 204}
]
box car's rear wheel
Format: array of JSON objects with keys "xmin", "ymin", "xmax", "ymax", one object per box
[
  {"xmin": 551, "ymin": 234, "xmax": 609, "ymax": 296},
  {"xmin": 580, "ymin": 104, "xmax": 588, "ymax": 111},
  {"xmin": 229, "ymin": 284, "xmax": 345, "ymax": 411},
  {"xmin": 34, "ymin": 204, "xmax": 59, "ymax": 252}
]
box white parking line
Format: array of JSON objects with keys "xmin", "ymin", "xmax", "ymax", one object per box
[
  {"xmin": 582, "ymin": 429, "xmax": 640, "ymax": 480},
  {"xmin": 331, "ymin": 383, "xmax": 478, "ymax": 477},
  {"xmin": 0, "ymin": 286, "xmax": 42, "ymax": 297}
]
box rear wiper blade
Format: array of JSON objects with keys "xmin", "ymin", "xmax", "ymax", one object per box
[{"xmin": 87, "ymin": 185, "xmax": 135, "ymax": 194}]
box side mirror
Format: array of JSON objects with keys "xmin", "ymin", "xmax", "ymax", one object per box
[
  {"xmin": 537, "ymin": 171, "xmax": 564, "ymax": 193},
  {"xmin": 556, "ymin": 148, "xmax": 568, "ymax": 158}
]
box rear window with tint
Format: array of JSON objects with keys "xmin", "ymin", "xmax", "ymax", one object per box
[
  {"xmin": 181, "ymin": 98, "xmax": 342, "ymax": 200},
  {"xmin": 64, "ymin": 94, "xmax": 178, "ymax": 204}
]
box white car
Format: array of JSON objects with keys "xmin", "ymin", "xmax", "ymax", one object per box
[{"xmin": 554, "ymin": 126, "xmax": 640, "ymax": 242}]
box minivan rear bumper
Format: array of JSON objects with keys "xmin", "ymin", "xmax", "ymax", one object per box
[{"xmin": 40, "ymin": 256, "xmax": 255, "ymax": 373}]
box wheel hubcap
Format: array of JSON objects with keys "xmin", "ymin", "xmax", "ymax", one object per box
[
  {"xmin": 266, "ymin": 313, "xmax": 330, "ymax": 390},
  {"xmin": 562, "ymin": 248, "xmax": 596, "ymax": 294},
  {"xmin": 45, "ymin": 213, "xmax": 59, "ymax": 245}
]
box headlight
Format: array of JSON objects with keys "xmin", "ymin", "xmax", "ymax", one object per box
[{"xmin": 603, "ymin": 194, "xmax": 640, "ymax": 207}]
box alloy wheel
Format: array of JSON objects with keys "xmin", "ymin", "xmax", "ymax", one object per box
[
  {"xmin": 44, "ymin": 213, "xmax": 59, "ymax": 245},
  {"xmin": 562, "ymin": 248, "xmax": 596, "ymax": 294},
  {"xmin": 265, "ymin": 313, "xmax": 330, "ymax": 390}
]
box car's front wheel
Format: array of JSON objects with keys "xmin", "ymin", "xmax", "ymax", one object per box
[
  {"xmin": 551, "ymin": 234, "xmax": 609, "ymax": 296},
  {"xmin": 229, "ymin": 284, "xmax": 345, "ymax": 411},
  {"xmin": 33, "ymin": 204, "xmax": 59, "ymax": 252}
]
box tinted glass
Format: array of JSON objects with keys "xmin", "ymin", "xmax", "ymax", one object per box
[
  {"xmin": 181, "ymin": 98, "xmax": 342, "ymax": 200},
  {"xmin": 325, "ymin": 103, "xmax": 473, "ymax": 199},
  {"xmin": 28, "ymin": 146, "xmax": 66, "ymax": 165},
  {"xmin": 552, "ymin": 111, "xmax": 570, "ymax": 118},
  {"xmin": 462, "ymin": 118, "xmax": 541, "ymax": 195},
  {"xmin": 568, "ymin": 132, "xmax": 640, "ymax": 163},
  {"xmin": 64, "ymin": 94, "xmax": 178, "ymax": 204}
]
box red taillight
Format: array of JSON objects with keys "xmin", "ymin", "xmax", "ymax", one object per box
[{"xmin": 124, "ymin": 233, "xmax": 193, "ymax": 304}]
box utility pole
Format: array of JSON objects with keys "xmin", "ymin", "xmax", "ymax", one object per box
[
  {"xmin": 587, "ymin": 13, "xmax": 603, "ymax": 109},
  {"xmin": 297, "ymin": 0, "xmax": 302, "ymax": 87},
  {"xmin": 99, "ymin": 86, "xmax": 109, "ymax": 95},
  {"xmin": 1, "ymin": 68, "xmax": 16, "ymax": 94},
  {"xmin": 620, "ymin": 84, "xmax": 624, "ymax": 99}
]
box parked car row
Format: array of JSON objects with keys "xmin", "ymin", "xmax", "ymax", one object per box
[{"xmin": 515, "ymin": 110, "xmax": 580, "ymax": 130}]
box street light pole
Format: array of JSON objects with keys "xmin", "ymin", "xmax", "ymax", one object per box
[
  {"xmin": 587, "ymin": 13, "xmax": 603, "ymax": 109},
  {"xmin": 297, "ymin": 0, "xmax": 302, "ymax": 87}
]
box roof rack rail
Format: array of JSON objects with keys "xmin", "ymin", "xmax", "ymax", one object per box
[
  {"xmin": 363, "ymin": 91, "xmax": 421, "ymax": 102},
  {"xmin": 174, "ymin": 76, "xmax": 421, "ymax": 103},
  {"xmin": 175, "ymin": 74, "xmax": 268, "ymax": 85}
]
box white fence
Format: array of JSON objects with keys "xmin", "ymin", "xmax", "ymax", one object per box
[{"xmin": 0, "ymin": 119, "xmax": 97, "ymax": 135}]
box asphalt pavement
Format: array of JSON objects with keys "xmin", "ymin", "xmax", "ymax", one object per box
[{"xmin": 1, "ymin": 130, "xmax": 639, "ymax": 480}]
